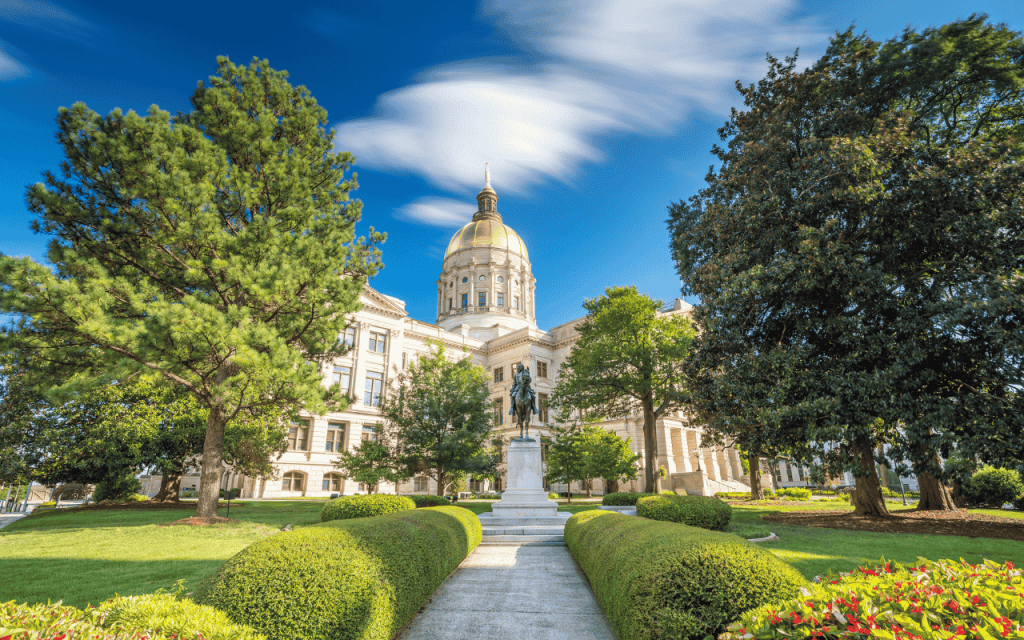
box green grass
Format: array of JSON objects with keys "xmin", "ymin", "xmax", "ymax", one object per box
[
  {"xmin": 0, "ymin": 501, "xmax": 325, "ymax": 609},
  {"xmin": 732, "ymin": 504, "xmax": 1024, "ymax": 579}
]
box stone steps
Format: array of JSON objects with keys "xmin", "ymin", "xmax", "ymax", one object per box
[
  {"xmin": 482, "ymin": 525, "xmax": 566, "ymax": 536},
  {"xmin": 476, "ymin": 514, "xmax": 570, "ymax": 526},
  {"xmin": 479, "ymin": 534, "xmax": 565, "ymax": 546}
]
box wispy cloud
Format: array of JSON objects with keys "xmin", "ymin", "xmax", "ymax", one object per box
[
  {"xmin": 0, "ymin": 41, "xmax": 29, "ymax": 81},
  {"xmin": 0, "ymin": 0, "xmax": 100, "ymax": 43},
  {"xmin": 396, "ymin": 196, "xmax": 479, "ymax": 227},
  {"xmin": 334, "ymin": 0, "xmax": 825, "ymax": 196}
]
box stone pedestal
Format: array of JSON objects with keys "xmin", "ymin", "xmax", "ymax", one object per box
[{"xmin": 490, "ymin": 438, "xmax": 559, "ymax": 518}]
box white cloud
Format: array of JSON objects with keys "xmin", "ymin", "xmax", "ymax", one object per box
[
  {"xmin": 334, "ymin": 0, "xmax": 826, "ymax": 196},
  {"xmin": 0, "ymin": 46, "xmax": 29, "ymax": 81},
  {"xmin": 0, "ymin": 0, "xmax": 99, "ymax": 43},
  {"xmin": 396, "ymin": 196, "xmax": 478, "ymax": 227}
]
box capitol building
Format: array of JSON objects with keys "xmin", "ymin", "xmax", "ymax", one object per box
[{"xmin": 165, "ymin": 174, "xmax": 752, "ymax": 499}]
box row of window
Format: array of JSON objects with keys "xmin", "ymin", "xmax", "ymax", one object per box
[
  {"xmin": 280, "ymin": 470, "xmax": 432, "ymax": 493},
  {"xmin": 492, "ymin": 393, "xmax": 549, "ymax": 424},
  {"xmin": 338, "ymin": 326, "xmax": 389, "ymax": 354},
  {"xmin": 286, "ymin": 421, "xmax": 378, "ymax": 453},
  {"xmin": 447, "ymin": 275, "xmax": 519, "ymax": 287},
  {"xmin": 492, "ymin": 361, "xmax": 548, "ymax": 383},
  {"xmin": 448, "ymin": 292, "xmax": 520, "ymax": 311}
]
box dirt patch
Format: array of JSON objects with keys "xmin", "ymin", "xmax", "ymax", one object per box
[
  {"xmin": 161, "ymin": 516, "xmax": 240, "ymax": 527},
  {"xmin": 762, "ymin": 509, "xmax": 1024, "ymax": 541}
]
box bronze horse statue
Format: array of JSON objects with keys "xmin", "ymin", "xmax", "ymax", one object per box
[{"xmin": 511, "ymin": 367, "xmax": 535, "ymax": 440}]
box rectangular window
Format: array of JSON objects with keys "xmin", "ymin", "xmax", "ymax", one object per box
[
  {"xmin": 448, "ymin": 298, "xmax": 453, "ymax": 310},
  {"xmin": 414, "ymin": 476, "xmax": 428, "ymax": 492},
  {"xmin": 402, "ymin": 352, "xmax": 407, "ymax": 370},
  {"xmin": 513, "ymin": 296, "xmax": 520, "ymax": 310},
  {"xmin": 786, "ymin": 464, "xmax": 794, "ymax": 482},
  {"xmin": 538, "ymin": 393, "xmax": 549, "ymax": 423},
  {"xmin": 287, "ymin": 421, "xmax": 309, "ymax": 451},
  {"xmin": 368, "ymin": 331, "xmax": 386, "ymax": 353},
  {"xmin": 326, "ymin": 423, "xmax": 346, "ymax": 453},
  {"xmin": 364, "ymin": 372, "xmax": 383, "ymax": 406},
  {"xmin": 493, "ymin": 367, "xmax": 504, "ymax": 383},
  {"xmin": 461, "ymin": 293, "xmax": 468, "ymax": 308},
  {"xmin": 478, "ymin": 292, "xmax": 486, "ymax": 307},
  {"xmin": 362, "ymin": 425, "xmax": 378, "ymax": 443},
  {"xmin": 332, "ymin": 365, "xmax": 351, "ymax": 392},
  {"xmin": 796, "ymin": 466, "xmax": 803, "ymax": 481},
  {"xmin": 322, "ymin": 474, "xmax": 341, "ymax": 492},
  {"xmin": 537, "ymin": 361, "xmax": 548, "ymax": 378},
  {"xmin": 494, "ymin": 398, "xmax": 504, "ymax": 425},
  {"xmin": 469, "ymin": 480, "xmax": 483, "ymax": 493},
  {"xmin": 497, "ymin": 293, "xmax": 504, "ymax": 307},
  {"xmin": 342, "ymin": 326, "xmax": 356, "ymax": 346}
]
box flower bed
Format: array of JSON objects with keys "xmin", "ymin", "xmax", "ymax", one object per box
[{"xmin": 721, "ymin": 558, "xmax": 1022, "ymax": 640}]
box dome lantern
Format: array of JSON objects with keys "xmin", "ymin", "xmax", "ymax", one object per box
[{"xmin": 475, "ymin": 163, "xmax": 499, "ymax": 220}]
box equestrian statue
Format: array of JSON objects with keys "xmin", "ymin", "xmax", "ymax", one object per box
[{"xmin": 509, "ymin": 363, "xmax": 538, "ymax": 440}]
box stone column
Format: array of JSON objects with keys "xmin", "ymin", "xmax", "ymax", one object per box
[{"xmin": 488, "ymin": 438, "xmax": 559, "ymax": 518}]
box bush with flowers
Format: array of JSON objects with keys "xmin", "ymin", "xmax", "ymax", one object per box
[{"xmin": 720, "ymin": 558, "xmax": 1022, "ymax": 640}]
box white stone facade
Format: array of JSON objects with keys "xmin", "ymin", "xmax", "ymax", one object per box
[{"xmin": 182, "ymin": 178, "xmax": 746, "ymax": 499}]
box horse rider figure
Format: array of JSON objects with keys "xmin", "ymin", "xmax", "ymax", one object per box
[{"xmin": 509, "ymin": 362, "xmax": 538, "ymax": 421}]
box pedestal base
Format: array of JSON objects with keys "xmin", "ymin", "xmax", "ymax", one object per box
[{"xmin": 479, "ymin": 437, "xmax": 566, "ymax": 539}]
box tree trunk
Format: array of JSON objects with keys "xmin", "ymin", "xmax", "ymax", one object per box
[
  {"xmin": 436, "ymin": 471, "xmax": 446, "ymax": 496},
  {"xmin": 196, "ymin": 403, "xmax": 227, "ymax": 519},
  {"xmin": 642, "ymin": 404, "xmax": 660, "ymax": 493},
  {"xmin": 748, "ymin": 453, "xmax": 765, "ymax": 500},
  {"xmin": 917, "ymin": 470, "xmax": 958, "ymax": 511},
  {"xmin": 604, "ymin": 478, "xmax": 619, "ymax": 494},
  {"xmin": 876, "ymin": 444, "xmax": 888, "ymax": 490},
  {"xmin": 850, "ymin": 442, "xmax": 889, "ymax": 517},
  {"xmin": 154, "ymin": 472, "xmax": 182, "ymax": 502},
  {"xmin": 585, "ymin": 478, "xmax": 593, "ymax": 498}
]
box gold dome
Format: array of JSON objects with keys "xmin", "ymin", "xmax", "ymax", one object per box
[{"xmin": 445, "ymin": 217, "xmax": 529, "ymax": 261}]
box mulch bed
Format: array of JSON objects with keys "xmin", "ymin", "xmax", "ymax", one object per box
[
  {"xmin": 161, "ymin": 516, "xmax": 240, "ymax": 527},
  {"xmin": 762, "ymin": 509, "xmax": 1024, "ymax": 541}
]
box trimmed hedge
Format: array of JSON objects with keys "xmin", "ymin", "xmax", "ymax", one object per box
[
  {"xmin": 99, "ymin": 593, "xmax": 265, "ymax": 640},
  {"xmin": 320, "ymin": 494, "xmax": 415, "ymax": 522},
  {"xmin": 197, "ymin": 506, "xmax": 481, "ymax": 640},
  {"xmin": 637, "ymin": 494, "xmax": 732, "ymax": 530},
  {"xmin": 410, "ymin": 494, "xmax": 449, "ymax": 508},
  {"xmin": 565, "ymin": 510, "xmax": 805, "ymax": 640},
  {"xmin": 602, "ymin": 492, "xmax": 658, "ymax": 506},
  {"xmin": 776, "ymin": 487, "xmax": 812, "ymax": 500}
]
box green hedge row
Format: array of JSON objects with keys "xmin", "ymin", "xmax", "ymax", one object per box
[
  {"xmin": 636, "ymin": 494, "xmax": 732, "ymax": 530},
  {"xmin": 320, "ymin": 494, "xmax": 415, "ymax": 522},
  {"xmin": 197, "ymin": 506, "xmax": 482, "ymax": 640},
  {"xmin": 602, "ymin": 492, "xmax": 658, "ymax": 506},
  {"xmin": 565, "ymin": 510, "xmax": 805, "ymax": 640},
  {"xmin": 410, "ymin": 494, "xmax": 449, "ymax": 507}
]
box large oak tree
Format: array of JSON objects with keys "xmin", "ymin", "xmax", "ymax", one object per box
[
  {"xmin": 669, "ymin": 16, "xmax": 1024, "ymax": 515},
  {"xmin": 0, "ymin": 57, "xmax": 382, "ymax": 518}
]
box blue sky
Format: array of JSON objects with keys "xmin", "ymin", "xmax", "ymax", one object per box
[{"xmin": 1, "ymin": 0, "xmax": 1021, "ymax": 329}]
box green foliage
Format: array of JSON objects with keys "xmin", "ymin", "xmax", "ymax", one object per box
[
  {"xmin": 636, "ymin": 494, "xmax": 732, "ymax": 531},
  {"xmin": 717, "ymin": 491, "xmax": 777, "ymax": 500},
  {"xmin": 668, "ymin": 17, "xmax": 1024, "ymax": 511},
  {"xmin": 0, "ymin": 600, "xmax": 156, "ymax": 639},
  {"xmin": 727, "ymin": 525, "xmax": 771, "ymax": 540},
  {"xmin": 334, "ymin": 439, "xmax": 406, "ymax": 493},
  {"xmin": 776, "ymin": 487, "xmax": 812, "ymax": 500},
  {"xmin": 565, "ymin": 510, "xmax": 806, "ymax": 640},
  {"xmin": 94, "ymin": 472, "xmax": 142, "ymax": 502},
  {"xmin": 602, "ymin": 492, "xmax": 658, "ymax": 506},
  {"xmin": 196, "ymin": 506, "xmax": 481, "ymax": 640},
  {"xmin": 320, "ymin": 494, "xmax": 415, "ymax": 522},
  {"xmin": 721, "ymin": 558, "xmax": 1023, "ymax": 640},
  {"xmin": 965, "ymin": 466, "xmax": 1024, "ymax": 507},
  {"xmin": 550, "ymin": 287, "xmax": 695, "ymax": 493},
  {"xmin": 99, "ymin": 593, "xmax": 265, "ymax": 640},
  {"xmin": 379, "ymin": 341, "xmax": 496, "ymax": 496},
  {"xmin": 0, "ymin": 56, "xmax": 383, "ymax": 517},
  {"xmin": 410, "ymin": 494, "xmax": 449, "ymax": 508}
]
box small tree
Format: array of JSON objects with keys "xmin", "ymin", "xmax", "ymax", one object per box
[
  {"xmin": 587, "ymin": 428, "xmax": 640, "ymax": 496},
  {"xmin": 0, "ymin": 57, "xmax": 382, "ymax": 518},
  {"xmin": 551, "ymin": 287, "xmax": 694, "ymax": 493},
  {"xmin": 381, "ymin": 341, "xmax": 496, "ymax": 497},
  {"xmin": 335, "ymin": 437, "xmax": 407, "ymax": 494},
  {"xmin": 544, "ymin": 424, "xmax": 590, "ymax": 503}
]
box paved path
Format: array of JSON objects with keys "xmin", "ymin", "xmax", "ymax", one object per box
[
  {"xmin": 397, "ymin": 544, "xmax": 617, "ymax": 640},
  {"xmin": 0, "ymin": 512, "xmax": 27, "ymax": 530}
]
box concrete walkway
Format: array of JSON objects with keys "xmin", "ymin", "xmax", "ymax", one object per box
[
  {"xmin": 397, "ymin": 544, "xmax": 617, "ymax": 640},
  {"xmin": 0, "ymin": 512, "xmax": 27, "ymax": 530}
]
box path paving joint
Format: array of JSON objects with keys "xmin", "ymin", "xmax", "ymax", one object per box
[{"xmin": 397, "ymin": 544, "xmax": 617, "ymax": 640}]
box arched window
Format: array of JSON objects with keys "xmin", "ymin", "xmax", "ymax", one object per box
[
  {"xmin": 282, "ymin": 471, "xmax": 305, "ymax": 492},
  {"xmin": 322, "ymin": 473, "xmax": 343, "ymax": 492}
]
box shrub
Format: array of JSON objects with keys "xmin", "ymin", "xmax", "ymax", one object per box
[
  {"xmin": 636, "ymin": 494, "xmax": 732, "ymax": 531},
  {"xmin": 1014, "ymin": 493, "xmax": 1024, "ymax": 511},
  {"xmin": 99, "ymin": 593, "xmax": 265, "ymax": 640},
  {"xmin": 320, "ymin": 494, "xmax": 415, "ymax": 522},
  {"xmin": 565, "ymin": 510, "xmax": 805, "ymax": 640},
  {"xmin": 197, "ymin": 506, "xmax": 481, "ymax": 640},
  {"xmin": 659, "ymin": 490, "xmax": 675, "ymax": 495},
  {"xmin": 410, "ymin": 494, "xmax": 449, "ymax": 508},
  {"xmin": 94, "ymin": 472, "xmax": 143, "ymax": 502},
  {"xmin": 548, "ymin": 492, "xmax": 559, "ymax": 499},
  {"xmin": 38, "ymin": 501, "xmax": 57, "ymax": 507},
  {"xmin": 0, "ymin": 600, "xmax": 158, "ymax": 639},
  {"xmin": 219, "ymin": 488, "xmax": 240, "ymax": 499},
  {"xmin": 965, "ymin": 466, "xmax": 1024, "ymax": 507},
  {"xmin": 776, "ymin": 487, "xmax": 811, "ymax": 500},
  {"xmin": 602, "ymin": 492, "xmax": 658, "ymax": 506},
  {"xmin": 476, "ymin": 493, "xmax": 501, "ymax": 500},
  {"xmin": 721, "ymin": 558, "xmax": 1023, "ymax": 640}
]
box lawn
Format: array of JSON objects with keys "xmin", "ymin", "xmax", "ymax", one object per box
[{"xmin": 0, "ymin": 501, "xmax": 325, "ymax": 609}]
